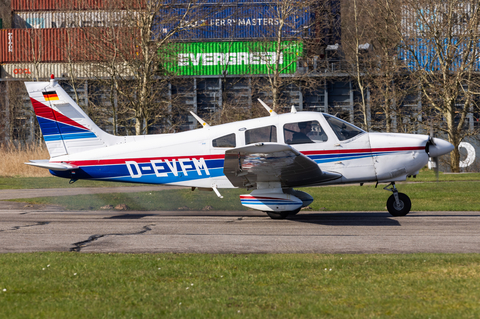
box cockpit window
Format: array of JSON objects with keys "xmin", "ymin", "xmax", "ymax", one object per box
[
  {"xmin": 324, "ymin": 114, "xmax": 365, "ymax": 141},
  {"xmin": 212, "ymin": 133, "xmax": 236, "ymax": 148},
  {"xmin": 284, "ymin": 121, "xmax": 328, "ymax": 145}
]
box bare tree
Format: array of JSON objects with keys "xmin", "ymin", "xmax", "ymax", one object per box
[
  {"xmin": 81, "ymin": 0, "xmax": 210, "ymax": 135},
  {"xmin": 386, "ymin": 0, "xmax": 480, "ymax": 171},
  {"xmin": 249, "ymin": 0, "xmax": 317, "ymax": 113},
  {"xmin": 366, "ymin": 0, "xmax": 416, "ymax": 133},
  {"xmin": 342, "ymin": 0, "xmax": 372, "ymax": 130}
]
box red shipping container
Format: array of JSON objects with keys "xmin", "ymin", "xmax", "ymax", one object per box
[
  {"xmin": 0, "ymin": 28, "xmax": 140, "ymax": 63},
  {"xmin": 11, "ymin": 0, "xmax": 145, "ymax": 11},
  {"xmin": 0, "ymin": 29, "xmax": 65, "ymax": 63}
]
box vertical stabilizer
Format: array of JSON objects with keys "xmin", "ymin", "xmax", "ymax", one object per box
[{"xmin": 25, "ymin": 76, "xmax": 122, "ymax": 157}]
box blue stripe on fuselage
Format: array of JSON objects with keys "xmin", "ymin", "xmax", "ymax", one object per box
[{"xmin": 49, "ymin": 150, "xmax": 404, "ymax": 182}]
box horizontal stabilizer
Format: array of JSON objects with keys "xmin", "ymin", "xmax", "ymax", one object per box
[{"xmin": 25, "ymin": 160, "xmax": 79, "ymax": 171}]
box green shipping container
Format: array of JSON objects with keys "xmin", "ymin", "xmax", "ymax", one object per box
[{"xmin": 163, "ymin": 41, "xmax": 303, "ymax": 76}]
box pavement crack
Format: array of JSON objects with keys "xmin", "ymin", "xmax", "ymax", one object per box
[
  {"xmin": 0, "ymin": 221, "xmax": 50, "ymax": 232},
  {"xmin": 70, "ymin": 224, "xmax": 154, "ymax": 252}
]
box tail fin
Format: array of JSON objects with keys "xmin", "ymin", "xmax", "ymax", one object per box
[{"xmin": 25, "ymin": 76, "xmax": 121, "ymax": 158}]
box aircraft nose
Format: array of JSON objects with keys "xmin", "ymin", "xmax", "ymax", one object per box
[{"xmin": 427, "ymin": 138, "xmax": 454, "ymax": 157}]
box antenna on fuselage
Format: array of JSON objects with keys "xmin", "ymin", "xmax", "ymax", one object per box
[
  {"xmin": 290, "ymin": 105, "xmax": 297, "ymax": 114},
  {"xmin": 257, "ymin": 99, "xmax": 277, "ymax": 116},
  {"xmin": 189, "ymin": 111, "xmax": 210, "ymax": 128}
]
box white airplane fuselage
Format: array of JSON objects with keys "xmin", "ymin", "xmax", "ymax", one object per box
[
  {"xmin": 48, "ymin": 112, "xmax": 433, "ymax": 187},
  {"xmin": 24, "ymin": 78, "xmax": 454, "ymax": 218}
]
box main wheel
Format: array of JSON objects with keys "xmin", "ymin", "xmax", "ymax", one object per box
[{"xmin": 386, "ymin": 193, "xmax": 411, "ymax": 216}]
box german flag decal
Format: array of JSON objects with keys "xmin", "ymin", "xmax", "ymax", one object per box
[{"xmin": 43, "ymin": 91, "xmax": 59, "ymax": 101}]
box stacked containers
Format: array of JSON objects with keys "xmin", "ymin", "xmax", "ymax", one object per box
[
  {"xmin": 2, "ymin": 1, "xmax": 139, "ymax": 78},
  {"xmin": 152, "ymin": 1, "xmax": 316, "ymax": 76},
  {"xmin": 3, "ymin": 1, "xmax": 341, "ymax": 77}
]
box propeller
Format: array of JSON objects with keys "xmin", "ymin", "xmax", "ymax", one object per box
[{"xmin": 426, "ymin": 135, "xmax": 440, "ymax": 181}]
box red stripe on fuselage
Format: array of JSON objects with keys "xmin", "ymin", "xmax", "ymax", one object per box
[
  {"xmin": 240, "ymin": 195, "xmax": 289, "ymax": 200},
  {"xmin": 302, "ymin": 146, "xmax": 424, "ymax": 156},
  {"xmin": 50, "ymin": 146, "xmax": 425, "ymax": 167},
  {"xmin": 30, "ymin": 98, "xmax": 89, "ymax": 130},
  {"xmin": 51, "ymin": 154, "xmax": 226, "ymax": 166}
]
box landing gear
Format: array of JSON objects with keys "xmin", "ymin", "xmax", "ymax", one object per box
[
  {"xmin": 265, "ymin": 208, "xmax": 301, "ymax": 220},
  {"xmin": 384, "ymin": 182, "xmax": 411, "ymax": 216}
]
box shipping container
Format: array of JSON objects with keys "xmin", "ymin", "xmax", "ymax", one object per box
[
  {"xmin": 11, "ymin": 0, "xmax": 281, "ymax": 11},
  {"xmin": 11, "ymin": 0, "xmax": 142, "ymax": 11},
  {"xmin": 400, "ymin": 3, "xmax": 476, "ymax": 38},
  {"xmin": 13, "ymin": 11, "xmax": 138, "ymax": 29},
  {"xmin": 153, "ymin": 3, "xmax": 313, "ymax": 41},
  {"xmin": 164, "ymin": 40, "xmax": 303, "ymax": 76},
  {"xmin": 1, "ymin": 62, "xmax": 134, "ymax": 79},
  {"xmin": 398, "ymin": 37, "xmax": 480, "ymax": 71},
  {"xmin": 0, "ymin": 28, "xmax": 140, "ymax": 63}
]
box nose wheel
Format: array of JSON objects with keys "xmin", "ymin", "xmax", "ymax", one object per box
[{"xmin": 384, "ymin": 182, "xmax": 411, "ymax": 216}]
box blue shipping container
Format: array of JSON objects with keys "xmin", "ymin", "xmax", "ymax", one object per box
[
  {"xmin": 398, "ymin": 37, "xmax": 480, "ymax": 71},
  {"xmin": 153, "ymin": 3, "xmax": 313, "ymax": 41}
]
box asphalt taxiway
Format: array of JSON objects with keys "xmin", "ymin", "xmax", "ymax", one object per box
[{"xmin": 1, "ymin": 197, "xmax": 480, "ymax": 253}]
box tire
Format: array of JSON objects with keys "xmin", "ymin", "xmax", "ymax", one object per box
[{"xmin": 386, "ymin": 193, "xmax": 411, "ymax": 216}]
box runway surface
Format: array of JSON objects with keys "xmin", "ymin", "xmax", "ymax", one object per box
[{"xmin": 1, "ymin": 200, "xmax": 480, "ymax": 254}]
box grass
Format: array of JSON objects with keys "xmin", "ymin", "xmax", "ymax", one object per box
[
  {"xmin": 406, "ymin": 168, "xmax": 480, "ymax": 182},
  {"xmin": 8, "ymin": 181, "xmax": 480, "ymax": 211},
  {"xmin": 1, "ymin": 167, "xmax": 479, "ymax": 190},
  {"xmin": 0, "ymin": 176, "xmax": 151, "ymax": 190},
  {"xmin": 0, "ymin": 143, "xmax": 50, "ymax": 178},
  {"xmin": 0, "ymin": 253, "xmax": 479, "ymax": 318}
]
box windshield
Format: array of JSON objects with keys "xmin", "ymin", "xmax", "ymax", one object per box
[{"xmin": 323, "ymin": 114, "xmax": 365, "ymax": 141}]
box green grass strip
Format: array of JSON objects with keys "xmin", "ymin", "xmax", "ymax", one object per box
[
  {"xmin": 0, "ymin": 177, "xmax": 150, "ymax": 189},
  {"xmin": 0, "ymin": 253, "xmax": 479, "ymax": 318},
  {"xmin": 1, "ymin": 169, "xmax": 480, "ymax": 190},
  {"xmin": 9, "ymin": 181, "xmax": 480, "ymax": 211}
]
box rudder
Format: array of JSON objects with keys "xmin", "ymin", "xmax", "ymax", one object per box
[{"xmin": 25, "ymin": 76, "xmax": 121, "ymax": 158}]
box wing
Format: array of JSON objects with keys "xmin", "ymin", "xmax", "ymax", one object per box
[{"xmin": 223, "ymin": 143, "xmax": 341, "ymax": 188}]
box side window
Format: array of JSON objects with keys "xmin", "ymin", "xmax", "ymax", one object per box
[
  {"xmin": 284, "ymin": 121, "xmax": 328, "ymax": 145},
  {"xmin": 212, "ymin": 133, "xmax": 236, "ymax": 148},
  {"xmin": 245, "ymin": 125, "xmax": 277, "ymax": 144}
]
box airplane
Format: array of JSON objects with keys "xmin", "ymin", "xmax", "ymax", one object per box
[{"xmin": 24, "ymin": 75, "xmax": 454, "ymax": 219}]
